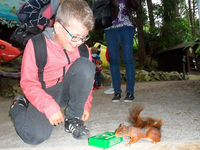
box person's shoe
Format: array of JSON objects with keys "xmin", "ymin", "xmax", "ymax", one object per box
[
  {"xmin": 104, "ymin": 87, "xmax": 114, "ymax": 94},
  {"xmin": 112, "ymin": 93, "xmax": 121, "ymax": 102},
  {"xmin": 96, "ymin": 86, "xmax": 101, "ymax": 89},
  {"xmin": 65, "ymin": 118, "xmax": 90, "ymax": 139},
  {"xmin": 11, "ymin": 95, "xmax": 29, "ymax": 109},
  {"xmin": 124, "ymin": 93, "xmax": 134, "ymax": 102}
]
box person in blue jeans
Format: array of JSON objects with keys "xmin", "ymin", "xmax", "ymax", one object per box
[{"xmin": 105, "ymin": 0, "xmax": 138, "ymax": 102}]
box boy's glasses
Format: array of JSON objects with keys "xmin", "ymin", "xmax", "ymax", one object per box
[{"xmin": 59, "ymin": 22, "xmax": 90, "ymax": 43}]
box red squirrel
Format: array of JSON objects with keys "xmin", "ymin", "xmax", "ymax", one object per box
[{"xmin": 115, "ymin": 105, "xmax": 162, "ymax": 145}]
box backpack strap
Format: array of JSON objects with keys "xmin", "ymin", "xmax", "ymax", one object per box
[
  {"xmin": 32, "ymin": 33, "xmax": 47, "ymax": 89},
  {"xmin": 78, "ymin": 43, "xmax": 89, "ymax": 58},
  {"xmin": 31, "ymin": 37, "xmax": 88, "ymax": 89}
]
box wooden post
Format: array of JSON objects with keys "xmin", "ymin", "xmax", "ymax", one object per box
[{"xmin": 182, "ymin": 55, "xmax": 186, "ymax": 80}]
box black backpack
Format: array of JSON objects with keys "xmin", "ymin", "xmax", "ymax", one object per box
[
  {"xmin": 92, "ymin": 0, "xmax": 112, "ymax": 29},
  {"xmin": 31, "ymin": 33, "xmax": 89, "ymax": 89},
  {"xmin": 10, "ymin": 24, "xmax": 42, "ymax": 50}
]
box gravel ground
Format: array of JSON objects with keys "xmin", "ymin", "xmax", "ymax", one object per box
[{"xmin": 0, "ymin": 80, "xmax": 200, "ymax": 150}]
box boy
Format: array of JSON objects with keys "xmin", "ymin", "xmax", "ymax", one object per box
[{"xmin": 10, "ymin": 0, "xmax": 95, "ymax": 145}]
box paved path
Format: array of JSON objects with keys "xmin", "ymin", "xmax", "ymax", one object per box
[{"xmin": 0, "ymin": 80, "xmax": 200, "ymax": 150}]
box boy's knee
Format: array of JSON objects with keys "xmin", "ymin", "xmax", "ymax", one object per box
[
  {"xmin": 20, "ymin": 129, "xmax": 51, "ymax": 145},
  {"xmin": 82, "ymin": 64, "xmax": 95, "ymax": 77},
  {"xmin": 76, "ymin": 58, "xmax": 95, "ymax": 76}
]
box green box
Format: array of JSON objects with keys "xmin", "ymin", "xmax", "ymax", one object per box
[{"xmin": 88, "ymin": 131, "xmax": 123, "ymax": 149}]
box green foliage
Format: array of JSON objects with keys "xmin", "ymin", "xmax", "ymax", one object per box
[
  {"xmin": 0, "ymin": 77, "xmax": 22, "ymax": 98},
  {"xmin": 189, "ymin": 47, "xmax": 193, "ymax": 53},
  {"xmin": 191, "ymin": 40, "xmax": 200, "ymax": 54},
  {"xmin": 144, "ymin": 26, "xmax": 161, "ymax": 47},
  {"xmin": 160, "ymin": 18, "xmax": 192, "ymax": 48},
  {"xmin": 87, "ymin": 29, "xmax": 105, "ymax": 47},
  {"xmin": 86, "ymin": 0, "xmax": 93, "ymax": 7},
  {"xmin": 133, "ymin": 38, "xmax": 139, "ymax": 51},
  {"xmin": 196, "ymin": 45, "xmax": 200, "ymax": 54},
  {"xmin": 141, "ymin": 0, "xmax": 200, "ymax": 53},
  {"xmin": 153, "ymin": 4, "xmax": 163, "ymax": 25},
  {"xmin": 161, "ymin": 0, "xmax": 176, "ymax": 23},
  {"xmin": 188, "ymin": 39, "xmax": 200, "ymax": 55}
]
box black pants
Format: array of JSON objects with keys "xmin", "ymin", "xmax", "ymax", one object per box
[
  {"xmin": 94, "ymin": 71, "xmax": 102, "ymax": 88},
  {"xmin": 10, "ymin": 57, "xmax": 95, "ymax": 145}
]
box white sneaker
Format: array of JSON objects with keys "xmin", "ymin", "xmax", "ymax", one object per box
[{"xmin": 104, "ymin": 87, "xmax": 114, "ymax": 94}]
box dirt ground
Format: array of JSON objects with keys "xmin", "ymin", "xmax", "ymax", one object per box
[{"xmin": 0, "ymin": 80, "xmax": 200, "ymax": 150}]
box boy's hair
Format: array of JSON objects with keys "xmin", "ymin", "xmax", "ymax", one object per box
[{"xmin": 55, "ymin": 0, "xmax": 94, "ymax": 31}]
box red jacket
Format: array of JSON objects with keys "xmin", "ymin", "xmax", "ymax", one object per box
[{"xmin": 20, "ymin": 30, "xmax": 93, "ymax": 119}]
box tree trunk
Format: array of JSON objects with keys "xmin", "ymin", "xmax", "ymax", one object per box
[
  {"xmin": 175, "ymin": 1, "xmax": 180, "ymax": 17},
  {"xmin": 146, "ymin": 0, "xmax": 155, "ymax": 30},
  {"xmin": 162, "ymin": 0, "xmax": 170, "ymax": 23},
  {"xmin": 188, "ymin": 0, "xmax": 195, "ymax": 36},
  {"xmin": 136, "ymin": 0, "xmax": 146, "ymax": 65},
  {"xmin": 198, "ymin": 0, "xmax": 200, "ymax": 31},
  {"xmin": 192, "ymin": 0, "xmax": 197, "ymax": 35}
]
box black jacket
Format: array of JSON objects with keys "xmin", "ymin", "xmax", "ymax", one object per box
[{"xmin": 110, "ymin": 0, "xmax": 139, "ymax": 23}]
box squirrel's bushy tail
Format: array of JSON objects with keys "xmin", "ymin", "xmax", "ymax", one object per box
[
  {"xmin": 128, "ymin": 104, "xmax": 144, "ymax": 127},
  {"xmin": 129, "ymin": 104, "xmax": 162, "ymax": 129}
]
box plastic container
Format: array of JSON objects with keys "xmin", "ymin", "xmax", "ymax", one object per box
[{"xmin": 88, "ymin": 131, "xmax": 123, "ymax": 149}]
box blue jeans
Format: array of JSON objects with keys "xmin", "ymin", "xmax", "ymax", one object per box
[{"xmin": 105, "ymin": 26, "xmax": 135, "ymax": 94}]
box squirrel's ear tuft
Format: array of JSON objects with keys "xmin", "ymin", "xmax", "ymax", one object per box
[{"xmin": 120, "ymin": 123, "xmax": 124, "ymax": 127}]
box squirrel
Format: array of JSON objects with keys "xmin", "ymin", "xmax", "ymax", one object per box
[
  {"xmin": 115, "ymin": 123, "xmax": 161, "ymax": 145},
  {"xmin": 115, "ymin": 105, "xmax": 162, "ymax": 145}
]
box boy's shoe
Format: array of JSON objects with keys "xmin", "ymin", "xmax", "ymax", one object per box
[
  {"xmin": 104, "ymin": 87, "xmax": 114, "ymax": 94},
  {"xmin": 11, "ymin": 95, "xmax": 29, "ymax": 109},
  {"xmin": 112, "ymin": 93, "xmax": 121, "ymax": 102},
  {"xmin": 124, "ymin": 93, "xmax": 134, "ymax": 102},
  {"xmin": 65, "ymin": 118, "xmax": 90, "ymax": 139}
]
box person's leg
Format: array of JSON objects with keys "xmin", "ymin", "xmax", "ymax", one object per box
[
  {"xmin": 62, "ymin": 57, "xmax": 95, "ymax": 119},
  {"xmin": 97, "ymin": 72, "xmax": 102, "ymax": 88},
  {"xmin": 104, "ymin": 64, "xmax": 114, "ymax": 94},
  {"xmin": 120, "ymin": 26, "xmax": 135, "ymax": 99},
  {"xmin": 93, "ymin": 72, "xmax": 98, "ymax": 89},
  {"xmin": 10, "ymin": 78, "xmax": 70, "ymax": 145},
  {"xmin": 105, "ymin": 29, "xmax": 121, "ymax": 96},
  {"xmin": 10, "ymin": 96, "xmax": 53, "ymax": 145},
  {"xmin": 60, "ymin": 57, "xmax": 95, "ymax": 139},
  {"xmin": 95, "ymin": 71, "xmax": 101, "ymax": 88}
]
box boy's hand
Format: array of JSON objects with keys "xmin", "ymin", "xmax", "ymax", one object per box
[
  {"xmin": 81, "ymin": 110, "xmax": 90, "ymax": 122},
  {"xmin": 48, "ymin": 110, "xmax": 64, "ymax": 126}
]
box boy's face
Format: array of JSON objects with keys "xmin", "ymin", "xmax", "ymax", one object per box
[{"xmin": 54, "ymin": 19, "xmax": 89, "ymax": 52}]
